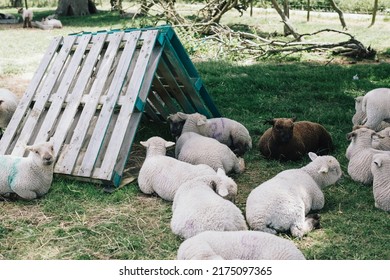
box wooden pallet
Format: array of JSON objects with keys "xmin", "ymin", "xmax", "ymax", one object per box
[{"xmin": 0, "ymin": 26, "xmax": 220, "ymax": 186}]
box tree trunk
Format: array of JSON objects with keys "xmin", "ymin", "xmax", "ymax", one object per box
[
  {"xmin": 307, "ymin": 0, "xmax": 311, "ymax": 21},
  {"xmin": 328, "ymin": 0, "xmax": 347, "ymax": 29},
  {"xmin": 270, "ymin": 0, "xmax": 300, "ymax": 40},
  {"xmin": 56, "ymin": 0, "xmax": 97, "ymax": 16},
  {"xmin": 369, "ymin": 0, "xmax": 379, "ymax": 27},
  {"xmin": 283, "ymin": 0, "xmax": 290, "ymax": 36}
]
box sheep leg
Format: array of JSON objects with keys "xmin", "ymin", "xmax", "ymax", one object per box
[
  {"xmin": 14, "ymin": 189, "xmax": 38, "ymax": 200},
  {"xmin": 290, "ymin": 213, "xmax": 321, "ymax": 239}
]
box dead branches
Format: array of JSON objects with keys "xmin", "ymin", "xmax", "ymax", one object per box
[{"xmin": 187, "ymin": 24, "xmax": 376, "ymax": 60}]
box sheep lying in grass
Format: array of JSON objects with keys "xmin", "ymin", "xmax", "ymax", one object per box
[
  {"xmin": 17, "ymin": 7, "xmax": 33, "ymax": 28},
  {"xmin": 346, "ymin": 127, "xmax": 390, "ymax": 185},
  {"xmin": 171, "ymin": 174, "xmax": 248, "ymax": 239},
  {"xmin": 246, "ymin": 152, "xmax": 342, "ymax": 239},
  {"xmin": 361, "ymin": 88, "xmax": 390, "ymax": 131},
  {"xmin": 372, "ymin": 127, "xmax": 390, "ymax": 150},
  {"xmin": 257, "ymin": 117, "xmax": 333, "ymax": 161},
  {"xmin": 0, "ymin": 142, "xmax": 55, "ymax": 200},
  {"xmin": 41, "ymin": 17, "xmax": 62, "ymax": 28},
  {"xmin": 175, "ymin": 132, "xmax": 245, "ymax": 174},
  {"xmin": 177, "ymin": 230, "xmax": 306, "ymax": 260},
  {"xmin": 352, "ymin": 96, "xmax": 390, "ymax": 131},
  {"xmin": 138, "ymin": 136, "xmax": 237, "ymax": 201},
  {"xmin": 168, "ymin": 112, "xmax": 252, "ymax": 156},
  {"xmin": 371, "ymin": 153, "xmax": 390, "ymax": 212},
  {"xmin": 0, "ymin": 88, "xmax": 19, "ymax": 135}
]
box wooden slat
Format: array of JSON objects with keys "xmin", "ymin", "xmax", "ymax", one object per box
[
  {"xmin": 0, "ymin": 36, "xmax": 63, "ymax": 155},
  {"xmin": 156, "ymin": 59, "xmax": 196, "ymax": 113},
  {"xmin": 53, "ymin": 33, "xmax": 107, "ymax": 174},
  {"xmin": 56, "ymin": 32, "xmax": 124, "ymax": 174},
  {"xmin": 151, "ymin": 79, "xmax": 181, "ymax": 113},
  {"xmin": 34, "ymin": 34, "xmax": 93, "ymax": 145},
  {"xmin": 96, "ymin": 29, "xmax": 159, "ymax": 181},
  {"xmin": 110, "ymin": 43, "xmax": 165, "ymax": 184},
  {"xmin": 77, "ymin": 31, "xmax": 142, "ymax": 177},
  {"xmin": 11, "ymin": 36, "xmax": 77, "ymax": 156}
]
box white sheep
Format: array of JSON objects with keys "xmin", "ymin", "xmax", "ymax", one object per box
[
  {"xmin": 0, "ymin": 142, "xmax": 55, "ymax": 200},
  {"xmin": 177, "ymin": 230, "xmax": 306, "ymax": 260},
  {"xmin": 246, "ymin": 152, "xmax": 342, "ymax": 239},
  {"xmin": 371, "ymin": 153, "xmax": 390, "ymax": 212},
  {"xmin": 41, "ymin": 17, "xmax": 62, "ymax": 28},
  {"xmin": 361, "ymin": 88, "xmax": 390, "ymax": 131},
  {"xmin": 346, "ymin": 127, "xmax": 390, "ymax": 185},
  {"xmin": 17, "ymin": 7, "xmax": 33, "ymax": 28},
  {"xmin": 138, "ymin": 136, "xmax": 237, "ymax": 201},
  {"xmin": 372, "ymin": 127, "xmax": 390, "ymax": 150},
  {"xmin": 171, "ymin": 174, "xmax": 248, "ymax": 239},
  {"xmin": 0, "ymin": 88, "xmax": 19, "ymax": 131},
  {"xmin": 175, "ymin": 132, "xmax": 245, "ymax": 174},
  {"xmin": 168, "ymin": 112, "xmax": 252, "ymax": 156},
  {"xmin": 352, "ymin": 96, "xmax": 390, "ymax": 130}
]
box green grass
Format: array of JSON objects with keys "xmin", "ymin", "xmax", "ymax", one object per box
[{"xmin": 0, "ymin": 5, "xmax": 390, "ymax": 260}]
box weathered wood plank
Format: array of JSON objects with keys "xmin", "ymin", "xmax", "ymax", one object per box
[
  {"xmin": 96, "ymin": 30, "xmax": 159, "ymax": 181},
  {"xmin": 151, "ymin": 78, "xmax": 181, "ymax": 113},
  {"xmin": 10, "ymin": 36, "xmax": 77, "ymax": 156},
  {"xmin": 77, "ymin": 31, "xmax": 142, "ymax": 177},
  {"xmin": 0, "ymin": 36, "xmax": 63, "ymax": 155},
  {"xmin": 110, "ymin": 44, "xmax": 165, "ymax": 184},
  {"xmin": 53, "ymin": 33, "xmax": 107, "ymax": 174},
  {"xmin": 57, "ymin": 32, "xmax": 124, "ymax": 174},
  {"xmin": 34, "ymin": 34, "xmax": 93, "ymax": 145}
]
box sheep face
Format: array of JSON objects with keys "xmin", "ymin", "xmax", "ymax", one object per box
[
  {"xmin": 167, "ymin": 113, "xmax": 186, "ymax": 138},
  {"xmin": 267, "ymin": 117, "xmax": 296, "ymax": 144},
  {"xmin": 26, "ymin": 142, "xmax": 55, "ymax": 166},
  {"xmin": 346, "ymin": 127, "xmax": 377, "ymax": 145}
]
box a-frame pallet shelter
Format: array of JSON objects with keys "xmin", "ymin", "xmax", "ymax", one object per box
[{"xmin": 0, "ymin": 25, "xmax": 220, "ymax": 187}]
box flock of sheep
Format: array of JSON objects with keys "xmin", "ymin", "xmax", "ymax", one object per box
[{"xmin": 1, "ymin": 82, "xmax": 389, "ymax": 260}]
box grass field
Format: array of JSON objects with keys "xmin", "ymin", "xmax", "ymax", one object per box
[{"xmin": 0, "ymin": 4, "xmax": 389, "ymax": 260}]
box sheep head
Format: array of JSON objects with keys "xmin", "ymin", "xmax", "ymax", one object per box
[
  {"xmin": 265, "ymin": 117, "xmax": 297, "ymax": 144},
  {"xmin": 26, "ymin": 142, "xmax": 55, "ymax": 166},
  {"xmin": 140, "ymin": 136, "xmax": 175, "ymax": 157},
  {"xmin": 167, "ymin": 113, "xmax": 186, "ymax": 138}
]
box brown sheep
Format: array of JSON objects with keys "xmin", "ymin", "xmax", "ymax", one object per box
[{"xmin": 257, "ymin": 117, "xmax": 333, "ymax": 161}]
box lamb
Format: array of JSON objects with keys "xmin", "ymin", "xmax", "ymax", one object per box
[
  {"xmin": 17, "ymin": 7, "xmax": 33, "ymax": 28},
  {"xmin": 361, "ymin": 88, "xmax": 390, "ymax": 131},
  {"xmin": 352, "ymin": 96, "xmax": 390, "ymax": 131},
  {"xmin": 138, "ymin": 136, "xmax": 237, "ymax": 201},
  {"xmin": 41, "ymin": 17, "xmax": 62, "ymax": 28},
  {"xmin": 0, "ymin": 88, "xmax": 19, "ymax": 132},
  {"xmin": 371, "ymin": 153, "xmax": 390, "ymax": 212},
  {"xmin": 346, "ymin": 127, "xmax": 390, "ymax": 185},
  {"xmin": 257, "ymin": 117, "xmax": 333, "ymax": 161},
  {"xmin": 177, "ymin": 230, "xmax": 306, "ymax": 260},
  {"xmin": 372, "ymin": 127, "xmax": 390, "ymax": 150},
  {"xmin": 0, "ymin": 142, "xmax": 55, "ymax": 200},
  {"xmin": 175, "ymin": 132, "xmax": 245, "ymax": 174},
  {"xmin": 171, "ymin": 174, "xmax": 248, "ymax": 239},
  {"xmin": 168, "ymin": 112, "xmax": 252, "ymax": 156},
  {"xmin": 246, "ymin": 152, "xmax": 342, "ymax": 239}
]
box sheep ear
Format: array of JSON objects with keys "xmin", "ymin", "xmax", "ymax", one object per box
[
  {"xmin": 373, "ymin": 157, "xmax": 382, "ymax": 168},
  {"xmin": 264, "ymin": 119, "xmax": 275, "ymax": 125},
  {"xmin": 0, "ymin": 100, "xmax": 3, "ymax": 105},
  {"xmin": 346, "ymin": 132, "xmax": 355, "ymax": 141},
  {"xmin": 318, "ymin": 166, "xmax": 329, "ymax": 174},
  {"xmin": 216, "ymin": 168, "xmax": 226, "ymax": 177},
  {"xmin": 308, "ymin": 152, "xmax": 318, "ymax": 161},
  {"xmin": 165, "ymin": 141, "xmax": 175, "ymax": 148},
  {"xmin": 176, "ymin": 112, "xmax": 188, "ymax": 120},
  {"xmin": 217, "ymin": 187, "xmax": 228, "ymax": 197},
  {"xmin": 196, "ymin": 116, "xmax": 207, "ymax": 126},
  {"xmin": 140, "ymin": 141, "xmax": 148, "ymax": 148}
]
